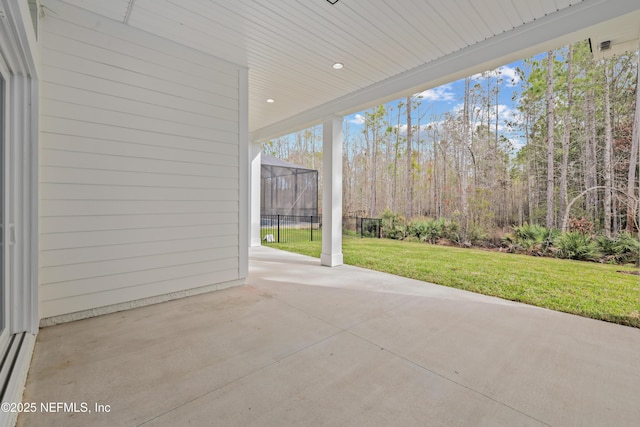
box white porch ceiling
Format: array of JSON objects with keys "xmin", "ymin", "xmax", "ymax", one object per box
[{"xmin": 54, "ymin": 0, "xmax": 640, "ymax": 141}]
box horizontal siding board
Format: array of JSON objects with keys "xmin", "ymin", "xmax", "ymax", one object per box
[
  {"xmin": 42, "ymin": 99, "xmax": 238, "ymax": 138},
  {"xmin": 41, "ymin": 64, "xmax": 238, "ymax": 113},
  {"xmin": 40, "ymin": 167, "xmax": 238, "ymax": 190},
  {"xmin": 40, "ymin": 213, "xmax": 239, "ymax": 233},
  {"xmin": 40, "ymin": 134, "xmax": 238, "ymax": 166},
  {"xmin": 41, "ymin": 119, "xmax": 238, "ymax": 153},
  {"xmin": 40, "ymin": 224, "xmax": 238, "ymax": 250},
  {"xmin": 41, "ymin": 269, "xmax": 240, "ymax": 318},
  {"xmin": 42, "ymin": 56, "xmax": 236, "ymax": 108},
  {"xmin": 41, "ymin": 247, "xmax": 238, "ymax": 284},
  {"xmin": 41, "ymin": 39, "xmax": 239, "ymax": 98},
  {"xmin": 41, "ymin": 200, "xmax": 239, "ymax": 216},
  {"xmin": 42, "ymin": 16, "xmax": 239, "ymax": 80},
  {"xmin": 41, "ymin": 149, "xmax": 239, "ymax": 179},
  {"xmin": 40, "ymin": 245, "xmax": 238, "ymax": 276},
  {"xmin": 39, "ymin": 4, "xmax": 244, "ymax": 318},
  {"xmin": 41, "ymin": 235, "xmax": 238, "ymax": 268},
  {"xmin": 57, "ymin": 0, "xmax": 130, "ymax": 22},
  {"xmin": 127, "ymin": 4, "xmax": 248, "ymax": 67},
  {"xmin": 40, "ymin": 183, "xmax": 238, "ymax": 202},
  {"xmin": 42, "ymin": 75, "xmax": 238, "ymax": 121},
  {"xmin": 42, "ymin": 82, "xmax": 238, "ymax": 126},
  {"xmin": 45, "ymin": 0, "xmax": 243, "ymax": 74},
  {"xmin": 41, "ymin": 33, "xmax": 238, "ymax": 93},
  {"xmin": 40, "ymin": 260, "xmax": 239, "ymax": 301}
]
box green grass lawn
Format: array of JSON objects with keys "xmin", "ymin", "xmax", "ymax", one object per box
[{"xmin": 272, "ymin": 236, "xmax": 640, "ymax": 328}]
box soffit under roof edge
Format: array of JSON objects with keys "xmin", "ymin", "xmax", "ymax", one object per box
[{"xmin": 250, "ymin": 0, "xmax": 640, "ymax": 143}]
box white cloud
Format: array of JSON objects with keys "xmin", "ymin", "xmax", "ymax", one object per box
[
  {"xmin": 348, "ymin": 114, "xmax": 365, "ymax": 125},
  {"xmin": 390, "ymin": 120, "xmax": 444, "ymax": 137},
  {"xmin": 415, "ymin": 84, "xmax": 456, "ymax": 102},
  {"xmin": 509, "ymin": 137, "xmax": 526, "ymax": 151},
  {"xmin": 498, "ymin": 66, "xmax": 521, "ymax": 86},
  {"xmin": 470, "ymin": 65, "xmax": 521, "ymax": 87},
  {"xmin": 497, "ymin": 104, "xmax": 524, "ymax": 130}
]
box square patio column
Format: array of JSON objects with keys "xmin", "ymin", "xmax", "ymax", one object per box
[
  {"xmin": 249, "ymin": 142, "xmax": 262, "ymax": 247},
  {"xmin": 321, "ymin": 116, "xmax": 344, "ymax": 267}
]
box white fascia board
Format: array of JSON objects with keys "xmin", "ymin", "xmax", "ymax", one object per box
[
  {"xmin": 1, "ymin": 0, "xmax": 40, "ymax": 77},
  {"xmin": 250, "ymin": 0, "xmax": 640, "ymax": 142}
]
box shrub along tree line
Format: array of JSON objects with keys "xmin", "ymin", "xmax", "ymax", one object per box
[{"xmin": 381, "ymin": 209, "xmax": 640, "ymax": 266}]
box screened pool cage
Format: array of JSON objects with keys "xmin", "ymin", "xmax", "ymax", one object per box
[{"xmin": 261, "ymin": 154, "xmax": 318, "ymax": 217}]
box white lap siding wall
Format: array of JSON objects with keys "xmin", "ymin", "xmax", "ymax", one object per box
[{"xmin": 39, "ymin": 1, "xmax": 246, "ymax": 322}]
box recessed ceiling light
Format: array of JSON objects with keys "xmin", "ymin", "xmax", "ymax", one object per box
[
  {"xmin": 266, "ymin": 98, "xmax": 275, "ymax": 103},
  {"xmin": 332, "ymin": 62, "xmax": 344, "ymax": 70}
]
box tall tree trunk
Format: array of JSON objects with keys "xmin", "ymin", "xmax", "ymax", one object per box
[
  {"xmin": 441, "ymin": 143, "xmax": 447, "ymax": 217},
  {"xmin": 365, "ymin": 125, "xmax": 377, "ymax": 217},
  {"xmin": 559, "ymin": 44, "xmax": 573, "ymax": 224},
  {"xmin": 627, "ymin": 53, "xmax": 640, "ymax": 233},
  {"xmin": 486, "ymin": 75, "xmax": 493, "ymax": 191},
  {"xmin": 526, "ymin": 111, "xmax": 534, "ymax": 223},
  {"xmin": 461, "ymin": 77, "xmax": 470, "ymax": 234},
  {"xmin": 546, "ymin": 50, "xmax": 556, "ymax": 229},
  {"xmin": 373, "ymin": 126, "xmax": 378, "ymax": 216},
  {"xmin": 405, "ymin": 96, "xmax": 413, "ymax": 220},
  {"xmin": 392, "ymin": 107, "xmax": 401, "ymax": 213},
  {"xmin": 416, "ymin": 111, "xmax": 423, "ymax": 216},
  {"xmin": 433, "ymin": 129, "xmax": 439, "ymax": 217},
  {"xmin": 584, "ymin": 88, "xmax": 598, "ymax": 220},
  {"xmin": 603, "ymin": 62, "xmax": 614, "ymax": 237}
]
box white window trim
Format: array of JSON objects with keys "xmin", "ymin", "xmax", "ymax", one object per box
[
  {"xmin": 0, "ymin": 0, "xmax": 39, "ymax": 336},
  {"xmin": 0, "ymin": 1, "xmax": 39, "ymax": 424}
]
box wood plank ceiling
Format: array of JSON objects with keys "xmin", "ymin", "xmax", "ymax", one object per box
[{"xmin": 54, "ymin": 0, "xmax": 639, "ymax": 139}]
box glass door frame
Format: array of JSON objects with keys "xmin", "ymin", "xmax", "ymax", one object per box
[
  {"xmin": 0, "ymin": 0, "xmax": 39, "ymax": 414},
  {"xmin": 0, "ymin": 0, "xmax": 39, "ymax": 339},
  {"xmin": 0, "ymin": 58, "xmax": 8, "ymax": 356}
]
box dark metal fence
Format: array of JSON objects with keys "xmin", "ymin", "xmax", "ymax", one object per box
[
  {"xmin": 261, "ymin": 215, "xmax": 382, "ymax": 243},
  {"xmin": 343, "ymin": 216, "xmax": 382, "ymax": 238},
  {"xmin": 356, "ymin": 217, "xmax": 382, "ymax": 238},
  {"xmin": 261, "ymin": 215, "xmax": 321, "ymax": 243}
]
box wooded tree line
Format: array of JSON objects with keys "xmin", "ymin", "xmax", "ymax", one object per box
[{"xmin": 264, "ymin": 41, "xmax": 639, "ymax": 239}]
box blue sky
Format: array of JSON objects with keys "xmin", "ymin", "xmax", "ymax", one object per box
[
  {"xmin": 274, "ymin": 52, "xmax": 551, "ymax": 155},
  {"xmin": 342, "ymin": 56, "xmax": 544, "ymax": 152}
]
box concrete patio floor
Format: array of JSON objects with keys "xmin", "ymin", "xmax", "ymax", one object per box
[{"xmin": 18, "ymin": 246, "xmax": 640, "ymax": 426}]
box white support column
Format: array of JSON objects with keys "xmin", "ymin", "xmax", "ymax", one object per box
[
  {"xmin": 249, "ymin": 142, "xmax": 262, "ymax": 247},
  {"xmin": 321, "ymin": 116, "xmax": 343, "ymax": 267},
  {"xmin": 238, "ymin": 68, "xmax": 249, "ymax": 279}
]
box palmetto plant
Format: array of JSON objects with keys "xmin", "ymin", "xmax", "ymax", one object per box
[
  {"xmin": 554, "ymin": 232, "xmax": 601, "ymax": 261},
  {"xmin": 596, "ymin": 233, "xmax": 640, "ymax": 265},
  {"xmin": 503, "ymin": 223, "xmax": 557, "ymax": 255},
  {"xmin": 408, "ymin": 219, "xmax": 446, "ymax": 244}
]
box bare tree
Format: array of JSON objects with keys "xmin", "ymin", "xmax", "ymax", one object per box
[
  {"xmin": 405, "ymin": 96, "xmax": 413, "ymax": 219},
  {"xmin": 584, "ymin": 88, "xmax": 598, "ymax": 221},
  {"xmin": 603, "ymin": 61, "xmax": 614, "ymax": 237},
  {"xmin": 559, "ymin": 44, "xmax": 573, "ymax": 224},
  {"xmin": 391, "ymin": 101, "xmax": 404, "ymax": 212},
  {"xmin": 546, "ymin": 50, "xmax": 556, "ymax": 229},
  {"xmin": 461, "ymin": 77, "xmax": 471, "ymax": 234},
  {"xmin": 627, "ymin": 52, "xmax": 640, "ymax": 233}
]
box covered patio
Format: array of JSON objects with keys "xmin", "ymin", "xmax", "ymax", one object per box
[
  {"xmin": 1, "ymin": 1, "xmax": 640, "ymax": 426},
  {"xmin": 18, "ymin": 247, "xmax": 640, "ymax": 426}
]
